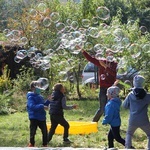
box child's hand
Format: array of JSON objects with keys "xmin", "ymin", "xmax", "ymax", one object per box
[
  {"xmin": 99, "ymin": 60, "xmax": 107, "ymax": 68},
  {"xmin": 47, "ymin": 94, "xmax": 52, "ymax": 100},
  {"xmin": 75, "ymin": 45, "xmax": 84, "ymax": 52},
  {"xmin": 113, "ymin": 79, "xmax": 120, "ymax": 86},
  {"xmin": 44, "ymin": 106, "xmax": 49, "ymax": 110}
]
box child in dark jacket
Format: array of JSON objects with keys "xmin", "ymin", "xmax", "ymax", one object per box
[
  {"xmin": 102, "ymin": 85, "xmax": 125, "ymax": 148},
  {"xmin": 47, "ymin": 83, "xmax": 77, "ymax": 144},
  {"xmin": 123, "ymin": 75, "xmax": 150, "ymax": 149},
  {"xmin": 27, "ymin": 81, "xmax": 51, "ymax": 147}
]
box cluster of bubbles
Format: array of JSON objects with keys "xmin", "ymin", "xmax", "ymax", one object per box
[{"xmin": 3, "ymin": 2, "xmax": 149, "ymax": 81}]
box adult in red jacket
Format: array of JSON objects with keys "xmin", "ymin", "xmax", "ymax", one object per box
[{"xmin": 81, "ymin": 49, "xmax": 118, "ymax": 122}]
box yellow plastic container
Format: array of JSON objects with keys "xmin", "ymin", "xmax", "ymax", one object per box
[{"xmin": 47, "ymin": 121, "xmax": 98, "ymax": 135}]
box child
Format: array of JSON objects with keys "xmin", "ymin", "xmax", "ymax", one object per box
[
  {"xmin": 47, "ymin": 83, "xmax": 77, "ymax": 144},
  {"xmin": 102, "ymin": 85, "xmax": 125, "ymax": 148},
  {"xmin": 122, "ymin": 75, "xmax": 150, "ymax": 149},
  {"xmin": 26, "ymin": 81, "xmax": 50, "ymax": 147}
]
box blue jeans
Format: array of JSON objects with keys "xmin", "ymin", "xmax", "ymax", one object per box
[{"xmin": 92, "ymin": 87, "xmax": 108, "ymax": 122}]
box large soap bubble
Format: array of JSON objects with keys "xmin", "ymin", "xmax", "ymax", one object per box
[
  {"xmin": 35, "ymin": 78, "xmax": 49, "ymax": 90},
  {"xmin": 129, "ymin": 43, "xmax": 141, "ymax": 59}
]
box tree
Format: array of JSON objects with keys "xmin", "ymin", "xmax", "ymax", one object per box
[{"xmin": 1, "ymin": 0, "xmax": 150, "ymax": 99}]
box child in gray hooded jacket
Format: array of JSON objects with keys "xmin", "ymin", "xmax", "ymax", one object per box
[{"xmin": 122, "ymin": 75, "xmax": 150, "ymax": 149}]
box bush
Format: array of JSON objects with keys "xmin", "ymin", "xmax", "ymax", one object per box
[{"xmin": 0, "ymin": 65, "xmax": 12, "ymax": 93}]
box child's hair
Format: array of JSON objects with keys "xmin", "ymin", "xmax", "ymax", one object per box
[
  {"xmin": 53, "ymin": 83, "xmax": 63, "ymax": 91},
  {"xmin": 30, "ymin": 81, "xmax": 36, "ymax": 89}
]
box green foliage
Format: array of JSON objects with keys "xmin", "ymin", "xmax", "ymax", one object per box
[
  {"xmin": 12, "ymin": 66, "xmax": 35, "ymax": 92},
  {"xmin": 0, "ymin": 33, "xmax": 7, "ymax": 41},
  {"xmin": 0, "ymin": 94, "xmax": 12, "ymax": 114},
  {"xmin": 0, "ymin": 65, "xmax": 12, "ymax": 93}
]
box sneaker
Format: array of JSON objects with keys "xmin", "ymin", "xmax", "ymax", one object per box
[
  {"xmin": 63, "ymin": 139, "xmax": 73, "ymax": 144},
  {"xmin": 28, "ymin": 143, "xmax": 34, "ymax": 147}
]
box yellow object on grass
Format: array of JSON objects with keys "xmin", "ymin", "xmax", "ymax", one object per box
[{"xmin": 47, "ymin": 121, "xmax": 98, "ymax": 135}]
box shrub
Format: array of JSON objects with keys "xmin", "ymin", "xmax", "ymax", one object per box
[{"xmin": 0, "ymin": 65, "xmax": 12, "ymax": 93}]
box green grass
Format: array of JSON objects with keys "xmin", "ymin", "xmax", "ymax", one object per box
[{"xmin": 0, "ymin": 100, "xmax": 148, "ymax": 149}]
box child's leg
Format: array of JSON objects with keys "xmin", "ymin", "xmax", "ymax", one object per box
[
  {"xmin": 30, "ymin": 119, "xmax": 38, "ymax": 146},
  {"xmin": 38, "ymin": 120, "xmax": 47, "ymax": 146},
  {"xmin": 59, "ymin": 116, "xmax": 69, "ymax": 140},
  {"xmin": 140, "ymin": 123, "xmax": 150, "ymax": 150},
  {"xmin": 108, "ymin": 128, "xmax": 114, "ymax": 148},
  {"xmin": 48, "ymin": 115, "xmax": 58, "ymax": 142},
  {"xmin": 125, "ymin": 124, "xmax": 137, "ymax": 148},
  {"xmin": 111, "ymin": 126, "xmax": 125, "ymax": 146}
]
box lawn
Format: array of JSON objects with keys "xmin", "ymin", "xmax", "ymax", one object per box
[{"xmin": 0, "ymin": 100, "xmax": 148, "ymax": 149}]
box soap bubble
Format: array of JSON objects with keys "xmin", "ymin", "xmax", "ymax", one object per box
[
  {"xmin": 142, "ymin": 44, "xmax": 150, "ymax": 53},
  {"xmin": 106, "ymin": 56, "xmax": 114, "ymax": 62},
  {"xmin": 29, "ymin": 9, "xmax": 37, "ymax": 17},
  {"xmin": 101, "ymin": 74, "xmax": 106, "ymax": 80},
  {"xmin": 71, "ymin": 21, "xmax": 79, "ymax": 30},
  {"xmin": 129, "ymin": 43, "xmax": 141, "ymax": 59},
  {"xmin": 113, "ymin": 28, "xmax": 124, "ymax": 40},
  {"xmin": 91, "ymin": 16, "xmax": 99, "ymax": 25},
  {"xmin": 20, "ymin": 37, "xmax": 28, "ymax": 45},
  {"xmin": 87, "ymin": 27, "xmax": 99, "ymax": 38},
  {"xmin": 16, "ymin": 50, "xmax": 28, "ymax": 60},
  {"xmin": 36, "ymin": 3, "xmax": 47, "ymax": 14},
  {"xmin": 94, "ymin": 44, "xmax": 105, "ymax": 53},
  {"xmin": 56, "ymin": 22, "xmax": 65, "ymax": 31},
  {"xmin": 30, "ymin": 20, "xmax": 38, "ymax": 29},
  {"xmin": 95, "ymin": 52, "xmax": 103, "ymax": 60},
  {"xmin": 3, "ymin": 29, "xmax": 10, "ymax": 35},
  {"xmin": 50, "ymin": 12, "xmax": 60, "ymax": 23},
  {"xmin": 139, "ymin": 26, "xmax": 148, "ymax": 34},
  {"xmin": 43, "ymin": 17, "xmax": 51, "ymax": 27},
  {"xmin": 96, "ymin": 6, "xmax": 110, "ymax": 20},
  {"xmin": 14, "ymin": 56, "xmax": 21, "ymax": 63},
  {"xmin": 84, "ymin": 42, "xmax": 93, "ymax": 51},
  {"xmin": 11, "ymin": 30, "xmax": 20, "ymax": 41},
  {"xmin": 36, "ymin": 77, "xmax": 49, "ymax": 90},
  {"xmin": 82, "ymin": 19, "xmax": 91, "ymax": 28}
]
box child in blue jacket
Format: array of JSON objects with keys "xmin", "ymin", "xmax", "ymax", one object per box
[
  {"xmin": 102, "ymin": 85, "xmax": 125, "ymax": 148},
  {"xmin": 27, "ymin": 81, "xmax": 50, "ymax": 147}
]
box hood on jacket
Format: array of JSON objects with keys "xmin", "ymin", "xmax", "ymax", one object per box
[
  {"xmin": 132, "ymin": 88, "xmax": 147, "ymax": 99},
  {"xmin": 27, "ymin": 91, "xmax": 36, "ymax": 98}
]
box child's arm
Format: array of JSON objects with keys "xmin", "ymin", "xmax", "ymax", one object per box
[
  {"xmin": 27, "ymin": 96, "xmax": 44, "ymax": 111},
  {"xmin": 61, "ymin": 97, "xmax": 77, "ymax": 110},
  {"xmin": 122, "ymin": 94, "xmax": 131, "ymax": 109},
  {"xmin": 102, "ymin": 104, "xmax": 114, "ymax": 125}
]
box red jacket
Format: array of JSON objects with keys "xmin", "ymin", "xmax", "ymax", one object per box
[{"xmin": 83, "ymin": 51, "xmax": 117, "ymax": 88}]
